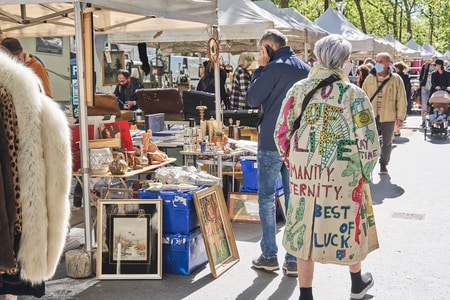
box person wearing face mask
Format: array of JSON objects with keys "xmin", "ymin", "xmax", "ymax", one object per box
[
  {"xmin": 362, "ymin": 52, "xmax": 407, "ymax": 175},
  {"xmin": 113, "ymin": 69, "xmax": 144, "ymax": 110},
  {"xmin": 419, "ymin": 55, "xmax": 437, "ymax": 126}
]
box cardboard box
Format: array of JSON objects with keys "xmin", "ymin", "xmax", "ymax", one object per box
[{"xmin": 162, "ymin": 228, "xmax": 207, "ymax": 275}]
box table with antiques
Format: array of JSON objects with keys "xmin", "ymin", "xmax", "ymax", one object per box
[{"xmin": 73, "ymin": 157, "xmax": 176, "ymax": 199}]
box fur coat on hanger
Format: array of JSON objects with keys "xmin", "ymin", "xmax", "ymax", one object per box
[{"xmin": 0, "ymin": 50, "xmax": 71, "ymax": 285}]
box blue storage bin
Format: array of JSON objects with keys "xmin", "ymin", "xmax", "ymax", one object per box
[
  {"xmin": 240, "ymin": 157, "xmax": 284, "ymax": 194},
  {"xmin": 139, "ymin": 188, "xmax": 204, "ymax": 234},
  {"xmin": 162, "ymin": 228, "xmax": 207, "ymax": 275},
  {"xmin": 240, "ymin": 158, "xmax": 258, "ymax": 191},
  {"xmin": 138, "ymin": 189, "xmax": 162, "ymax": 200},
  {"xmin": 160, "ymin": 189, "xmax": 199, "ymax": 234}
]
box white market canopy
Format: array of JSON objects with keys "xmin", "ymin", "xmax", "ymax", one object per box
[
  {"xmin": 385, "ymin": 34, "xmax": 421, "ymax": 59},
  {"xmin": 0, "ymin": 0, "xmax": 217, "ymax": 38},
  {"xmin": 315, "ymin": 8, "xmax": 393, "ymax": 59},
  {"xmin": 108, "ymin": 0, "xmax": 307, "ymax": 54},
  {"xmin": 422, "ymin": 43, "xmax": 443, "ymax": 59},
  {"xmin": 253, "ymin": 0, "xmax": 328, "ymax": 59},
  {"xmin": 281, "ymin": 7, "xmax": 329, "ymax": 46}
]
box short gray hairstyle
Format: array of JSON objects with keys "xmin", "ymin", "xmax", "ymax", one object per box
[
  {"xmin": 376, "ymin": 52, "xmax": 392, "ymax": 63},
  {"xmin": 258, "ymin": 29, "xmax": 287, "ymax": 48},
  {"xmin": 313, "ymin": 34, "xmax": 352, "ymax": 69}
]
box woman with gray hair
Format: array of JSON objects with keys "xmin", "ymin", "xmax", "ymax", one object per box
[{"xmin": 274, "ymin": 34, "xmax": 380, "ymax": 300}]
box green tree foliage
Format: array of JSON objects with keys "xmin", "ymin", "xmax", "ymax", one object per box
[{"xmin": 270, "ymin": 0, "xmax": 450, "ymax": 53}]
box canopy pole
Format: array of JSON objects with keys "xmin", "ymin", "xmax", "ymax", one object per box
[
  {"xmin": 73, "ymin": 1, "xmax": 93, "ymax": 255},
  {"xmin": 212, "ymin": 26, "xmax": 221, "ymax": 122}
]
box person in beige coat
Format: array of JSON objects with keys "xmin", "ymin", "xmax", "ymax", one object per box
[{"xmin": 362, "ymin": 52, "xmax": 407, "ymax": 174}]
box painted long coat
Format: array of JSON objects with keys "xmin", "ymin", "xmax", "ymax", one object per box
[{"xmin": 274, "ymin": 66, "xmax": 380, "ymax": 265}]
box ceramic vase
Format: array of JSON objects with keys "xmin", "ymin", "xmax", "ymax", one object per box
[
  {"xmin": 109, "ymin": 153, "xmax": 129, "ymax": 175},
  {"xmin": 89, "ymin": 148, "xmax": 113, "ymax": 174}
]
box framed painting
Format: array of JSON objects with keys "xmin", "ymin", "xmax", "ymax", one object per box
[
  {"xmin": 228, "ymin": 192, "xmax": 260, "ymax": 223},
  {"xmin": 102, "ymin": 50, "xmax": 124, "ymax": 86},
  {"xmin": 36, "ymin": 37, "xmax": 62, "ymax": 54},
  {"xmin": 193, "ymin": 185, "xmax": 239, "ymax": 278},
  {"xmin": 96, "ymin": 199, "xmax": 162, "ymax": 279}
]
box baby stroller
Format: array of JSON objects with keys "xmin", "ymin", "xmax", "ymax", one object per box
[{"xmin": 424, "ymin": 90, "xmax": 450, "ymax": 140}]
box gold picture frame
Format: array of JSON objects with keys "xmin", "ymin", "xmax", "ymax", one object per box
[
  {"xmin": 228, "ymin": 192, "xmax": 260, "ymax": 223},
  {"xmin": 193, "ymin": 185, "xmax": 239, "ymax": 278},
  {"xmin": 102, "ymin": 50, "xmax": 124, "ymax": 86},
  {"xmin": 96, "ymin": 199, "xmax": 162, "ymax": 279}
]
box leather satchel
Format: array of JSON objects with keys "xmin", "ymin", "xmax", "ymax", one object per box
[{"xmin": 136, "ymin": 88, "xmax": 184, "ymax": 121}]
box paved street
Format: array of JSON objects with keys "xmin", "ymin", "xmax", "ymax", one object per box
[{"xmin": 20, "ymin": 115, "xmax": 450, "ymax": 300}]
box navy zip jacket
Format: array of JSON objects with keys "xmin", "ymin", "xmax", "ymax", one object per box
[{"xmin": 246, "ymin": 46, "xmax": 310, "ymax": 151}]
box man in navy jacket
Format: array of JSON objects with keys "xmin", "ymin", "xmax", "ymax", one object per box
[{"xmin": 246, "ymin": 29, "xmax": 310, "ymax": 277}]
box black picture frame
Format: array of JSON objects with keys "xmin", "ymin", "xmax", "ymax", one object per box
[
  {"xmin": 36, "ymin": 37, "xmax": 63, "ymax": 54},
  {"xmin": 97, "ymin": 199, "xmax": 162, "ymax": 279}
]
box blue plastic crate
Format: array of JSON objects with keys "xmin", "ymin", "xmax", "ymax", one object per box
[
  {"xmin": 162, "ymin": 228, "xmax": 207, "ymax": 275},
  {"xmin": 139, "ymin": 188, "xmax": 203, "ymax": 234},
  {"xmin": 138, "ymin": 189, "xmax": 161, "ymax": 200},
  {"xmin": 240, "ymin": 158, "xmax": 258, "ymax": 191},
  {"xmin": 240, "ymin": 157, "xmax": 284, "ymax": 194}
]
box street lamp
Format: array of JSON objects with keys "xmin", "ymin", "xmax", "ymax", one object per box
[{"xmin": 336, "ymin": 0, "xmax": 346, "ymax": 13}]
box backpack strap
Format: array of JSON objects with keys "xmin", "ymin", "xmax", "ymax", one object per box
[
  {"xmin": 369, "ymin": 73, "xmax": 392, "ymax": 102},
  {"xmin": 292, "ymin": 74, "xmax": 339, "ymax": 133}
]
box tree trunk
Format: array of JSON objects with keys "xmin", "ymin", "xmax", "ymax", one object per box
[{"xmin": 353, "ymin": 0, "xmax": 367, "ymax": 33}]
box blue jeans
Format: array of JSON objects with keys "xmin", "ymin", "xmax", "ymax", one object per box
[{"xmin": 257, "ymin": 150, "xmax": 296, "ymax": 263}]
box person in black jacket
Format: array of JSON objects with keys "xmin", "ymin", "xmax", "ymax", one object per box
[
  {"xmin": 113, "ymin": 69, "xmax": 144, "ymax": 110},
  {"xmin": 393, "ymin": 61, "xmax": 412, "ymax": 136},
  {"xmin": 394, "ymin": 61, "xmax": 412, "ymax": 114},
  {"xmin": 429, "ymin": 59, "xmax": 450, "ymax": 98},
  {"xmin": 196, "ymin": 60, "xmax": 229, "ymax": 108}
]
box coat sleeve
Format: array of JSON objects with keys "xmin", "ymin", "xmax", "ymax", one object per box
[
  {"xmin": 40, "ymin": 95, "xmax": 72, "ymax": 280},
  {"xmin": 246, "ymin": 65, "xmax": 277, "ymax": 108},
  {"xmin": 274, "ymin": 82, "xmax": 305, "ymax": 159},
  {"xmin": 352, "ymin": 88, "xmax": 380, "ymax": 182}
]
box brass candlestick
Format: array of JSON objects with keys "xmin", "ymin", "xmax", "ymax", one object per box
[{"xmin": 196, "ymin": 105, "xmax": 207, "ymax": 122}]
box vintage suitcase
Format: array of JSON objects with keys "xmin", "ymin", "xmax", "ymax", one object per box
[
  {"xmin": 136, "ymin": 88, "xmax": 184, "ymax": 121},
  {"xmin": 87, "ymin": 94, "xmax": 132, "ymax": 121}
]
